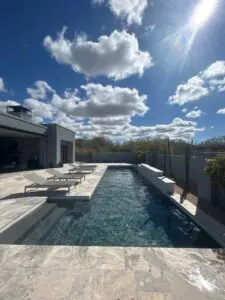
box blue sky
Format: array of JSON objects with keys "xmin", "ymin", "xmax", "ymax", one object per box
[{"xmin": 0, "ymin": 0, "xmax": 225, "ymax": 141}]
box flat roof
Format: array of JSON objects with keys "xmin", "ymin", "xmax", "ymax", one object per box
[
  {"xmin": 0, "ymin": 111, "xmax": 76, "ymax": 136},
  {"xmin": 0, "ymin": 111, "xmax": 47, "ymax": 136}
]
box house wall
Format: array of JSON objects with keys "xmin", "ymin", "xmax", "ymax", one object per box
[
  {"xmin": 0, "ymin": 112, "xmax": 75, "ymax": 169},
  {"xmin": 46, "ymin": 124, "xmax": 75, "ymax": 167}
]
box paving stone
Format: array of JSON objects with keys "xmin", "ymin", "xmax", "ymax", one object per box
[
  {"xmin": 135, "ymin": 270, "xmax": 171, "ymax": 293},
  {"xmin": 97, "ymin": 270, "xmax": 138, "ymax": 300},
  {"xmin": 137, "ymin": 292, "xmax": 174, "ymax": 300},
  {"xmin": 125, "ymin": 248, "xmax": 150, "ymax": 270},
  {"xmin": 82, "ymin": 246, "xmax": 125, "ymax": 270},
  {"xmin": 1, "ymin": 245, "xmax": 52, "ymax": 268}
]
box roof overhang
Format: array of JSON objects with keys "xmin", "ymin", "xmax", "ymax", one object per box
[{"xmin": 0, "ymin": 111, "xmax": 47, "ymax": 136}]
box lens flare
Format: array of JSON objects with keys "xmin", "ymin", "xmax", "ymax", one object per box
[{"xmin": 190, "ymin": 0, "xmax": 217, "ymax": 29}]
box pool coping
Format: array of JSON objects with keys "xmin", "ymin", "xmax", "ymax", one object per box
[
  {"xmin": 137, "ymin": 164, "xmax": 225, "ymax": 248},
  {"xmin": 169, "ymin": 193, "xmax": 225, "ymax": 248},
  {"xmin": 0, "ymin": 200, "xmax": 46, "ymax": 235}
]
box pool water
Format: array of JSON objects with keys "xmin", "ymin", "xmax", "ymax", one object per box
[{"xmin": 16, "ymin": 168, "xmax": 219, "ymax": 247}]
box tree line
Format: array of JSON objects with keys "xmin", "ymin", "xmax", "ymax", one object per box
[{"xmin": 76, "ymin": 135, "xmax": 225, "ymax": 155}]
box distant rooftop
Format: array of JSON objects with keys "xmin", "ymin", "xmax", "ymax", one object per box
[{"xmin": 6, "ymin": 105, "xmax": 32, "ymax": 116}]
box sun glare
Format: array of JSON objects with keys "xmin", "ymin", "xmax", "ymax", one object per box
[{"xmin": 190, "ymin": 0, "xmax": 217, "ymax": 29}]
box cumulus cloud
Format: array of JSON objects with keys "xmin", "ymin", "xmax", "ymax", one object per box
[
  {"xmin": 217, "ymin": 108, "xmax": 225, "ymax": 115},
  {"xmin": 169, "ymin": 76, "xmax": 209, "ymax": 106},
  {"xmin": 93, "ymin": 0, "xmax": 148, "ymax": 26},
  {"xmin": 102, "ymin": 117, "xmax": 203, "ymax": 141},
  {"xmin": 52, "ymin": 83, "xmax": 148, "ymax": 118},
  {"xmin": 2, "ymin": 78, "xmax": 203, "ymax": 141},
  {"xmin": 182, "ymin": 108, "xmax": 188, "ymax": 113},
  {"xmin": 71, "ymin": 117, "xmax": 202, "ymax": 141},
  {"xmin": 43, "ymin": 28, "xmax": 153, "ymax": 80},
  {"xmin": 186, "ymin": 110, "xmax": 203, "ymax": 119},
  {"xmin": 169, "ymin": 61, "xmax": 225, "ymax": 105},
  {"xmin": 91, "ymin": 116, "xmax": 130, "ymax": 126},
  {"xmin": 0, "ymin": 78, "xmax": 6, "ymax": 93},
  {"xmin": 27, "ymin": 81, "xmax": 55, "ymax": 100},
  {"xmin": 0, "ymin": 100, "xmax": 20, "ymax": 112},
  {"xmin": 201, "ymin": 61, "xmax": 225, "ymax": 79},
  {"xmin": 24, "ymin": 98, "xmax": 55, "ymax": 122}
]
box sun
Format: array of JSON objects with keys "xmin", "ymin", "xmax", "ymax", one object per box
[{"xmin": 190, "ymin": 0, "xmax": 217, "ymax": 29}]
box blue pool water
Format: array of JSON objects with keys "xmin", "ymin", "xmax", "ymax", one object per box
[{"xmin": 17, "ymin": 168, "xmax": 219, "ymax": 247}]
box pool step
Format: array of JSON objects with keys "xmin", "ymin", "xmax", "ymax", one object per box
[{"xmin": 137, "ymin": 164, "xmax": 175, "ymax": 195}]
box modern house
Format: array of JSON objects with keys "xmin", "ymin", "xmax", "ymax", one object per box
[{"xmin": 0, "ymin": 105, "xmax": 75, "ymax": 172}]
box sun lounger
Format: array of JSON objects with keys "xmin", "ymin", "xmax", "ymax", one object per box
[
  {"xmin": 69, "ymin": 163, "xmax": 97, "ymax": 170},
  {"xmin": 47, "ymin": 169, "xmax": 86, "ymax": 182},
  {"xmin": 68, "ymin": 166, "xmax": 94, "ymax": 174},
  {"xmin": 24, "ymin": 173, "xmax": 77, "ymax": 194}
]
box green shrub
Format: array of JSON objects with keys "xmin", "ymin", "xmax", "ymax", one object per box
[{"xmin": 204, "ymin": 154, "xmax": 225, "ymax": 188}]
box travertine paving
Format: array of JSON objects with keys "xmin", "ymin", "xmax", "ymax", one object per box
[
  {"xmin": 0, "ymin": 245, "xmax": 224, "ymax": 299},
  {"xmin": 0, "ymin": 164, "xmax": 225, "ymax": 299},
  {"xmin": 0, "ymin": 164, "xmax": 106, "ymax": 231}
]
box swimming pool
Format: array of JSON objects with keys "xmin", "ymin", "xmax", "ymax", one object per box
[{"xmin": 12, "ymin": 168, "xmax": 219, "ymax": 247}]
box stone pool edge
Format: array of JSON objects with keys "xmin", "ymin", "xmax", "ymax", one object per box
[{"xmin": 137, "ymin": 163, "xmax": 225, "ymax": 248}]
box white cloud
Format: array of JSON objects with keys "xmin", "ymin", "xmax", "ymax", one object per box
[
  {"xmin": 0, "ymin": 78, "xmax": 6, "ymax": 93},
  {"xmin": 0, "ymin": 100, "xmax": 19, "ymax": 112},
  {"xmin": 201, "ymin": 61, "xmax": 225, "ymax": 79},
  {"xmin": 3, "ymin": 80, "xmax": 202, "ymax": 142},
  {"xmin": 112, "ymin": 117, "xmax": 202, "ymax": 141},
  {"xmin": 186, "ymin": 110, "xmax": 203, "ymax": 119},
  {"xmin": 91, "ymin": 116, "xmax": 131, "ymax": 126},
  {"xmin": 217, "ymin": 108, "xmax": 225, "ymax": 115},
  {"xmin": 169, "ymin": 76, "xmax": 209, "ymax": 106},
  {"xmin": 169, "ymin": 61, "xmax": 225, "ymax": 106},
  {"xmin": 27, "ymin": 81, "xmax": 55, "ymax": 100},
  {"xmin": 143, "ymin": 24, "xmax": 155, "ymax": 36},
  {"xmin": 210, "ymin": 126, "xmax": 214, "ymax": 129},
  {"xmin": 93, "ymin": 0, "xmax": 148, "ymax": 26},
  {"xmin": 24, "ymin": 98, "xmax": 55, "ymax": 122},
  {"xmin": 182, "ymin": 108, "xmax": 187, "ymax": 113},
  {"xmin": 73, "ymin": 117, "xmax": 202, "ymax": 141},
  {"xmin": 43, "ymin": 28, "xmax": 153, "ymax": 80},
  {"xmin": 52, "ymin": 83, "xmax": 148, "ymax": 118}
]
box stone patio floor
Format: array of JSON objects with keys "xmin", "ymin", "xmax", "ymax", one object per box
[
  {"xmin": 0, "ymin": 164, "xmax": 225, "ymax": 299},
  {"xmin": 0, "ymin": 245, "xmax": 225, "ymax": 299}
]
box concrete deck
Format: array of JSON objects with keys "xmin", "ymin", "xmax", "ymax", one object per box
[{"xmin": 0, "ymin": 245, "xmax": 224, "ymax": 299}]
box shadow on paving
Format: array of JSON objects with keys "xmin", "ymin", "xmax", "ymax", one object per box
[{"xmin": 0, "ymin": 190, "xmax": 68, "ymax": 201}]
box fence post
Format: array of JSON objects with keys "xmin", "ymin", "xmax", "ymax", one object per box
[{"xmin": 196, "ymin": 153, "xmax": 212, "ymax": 203}]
